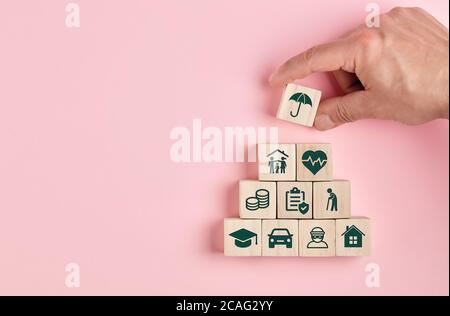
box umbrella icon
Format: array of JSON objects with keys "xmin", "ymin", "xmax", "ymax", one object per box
[{"xmin": 289, "ymin": 92, "xmax": 312, "ymax": 117}]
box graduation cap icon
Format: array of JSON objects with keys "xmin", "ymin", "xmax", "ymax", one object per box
[{"xmin": 229, "ymin": 228, "xmax": 258, "ymax": 248}]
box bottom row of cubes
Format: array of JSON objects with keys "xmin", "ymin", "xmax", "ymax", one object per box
[{"xmin": 224, "ymin": 217, "xmax": 371, "ymax": 257}]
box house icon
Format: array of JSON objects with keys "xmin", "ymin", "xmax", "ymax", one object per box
[
  {"xmin": 341, "ymin": 225, "xmax": 365, "ymax": 248},
  {"xmin": 267, "ymin": 149, "xmax": 289, "ymax": 174},
  {"xmin": 267, "ymin": 149, "xmax": 289, "ymax": 160}
]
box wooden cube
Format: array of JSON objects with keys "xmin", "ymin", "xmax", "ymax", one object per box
[
  {"xmin": 258, "ymin": 144, "xmax": 296, "ymax": 181},
  {"xmin": 296, "ymin": 144, "xmax": 333, "ymax": 181},
  {"xmin": 336, "ymin": 217, "xmax": 371, "ymax": 256},
  {"xmin": 277, "ymin": 182, "xmax": 313, "ymax": 219},
  {"xmin": 299, "ymin": 220, "xmax": 336, "ymax": 257},
  {"xmin": 276, "ymin": 83, "xmax": 322, "ymax": 127},
  {"xmin": 224, "ymin": 219, "xmax": 262, "ymax": 256},
  {"xmin": 239, "ymin": 180, "xmax": 276, "ymax": 219},
  {"xmin": 313, "ymin": 180, "xmax": 351, "ymax": 219},
  {"xmin": 262, "ymin": 220, "xmax": 299, "ymax": 256}
]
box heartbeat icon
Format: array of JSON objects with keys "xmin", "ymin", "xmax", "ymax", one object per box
[
  {"xmin": 301, "ymin": 150, "xmax": 328, "ymax": 175},
  {"xmin": 301, "ymin": 156, "xmax": 327, "ymax": 166}
]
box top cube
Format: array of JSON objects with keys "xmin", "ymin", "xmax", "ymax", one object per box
[
  {"xmin": 276, "ymin": 83, "xmax": 322, "ymax": 127},
  {"xmin": 258, "ymin": 143, "xmax": 333, "ymax": 181}
]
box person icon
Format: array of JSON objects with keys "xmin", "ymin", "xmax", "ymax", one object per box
[
  {"xmin": 307, "ymin": 227, "xmax": 328, "ymax": 249},
  {"xmin": 275, "ymin": 161, "xmax": 280, "ymax": 173},
  {"xmin": 268, "ymin": 157, "xmax": 275, "ymax": 174},
  {"xmin": 279, "ymin": 157, "xmax": 287, "ymax": 174},
  {"xmin": 326, "ymin": 188, "xmax": 337, "ymax": 211}
]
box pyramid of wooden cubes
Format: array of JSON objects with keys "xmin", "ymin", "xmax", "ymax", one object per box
[{"xmin": 224, "ymin": 143, "xmax": 371, "ymax": 257}]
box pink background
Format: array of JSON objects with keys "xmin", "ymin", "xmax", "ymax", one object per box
[{"xmin": 0, "ymin": 0, "xmax": 448, "ymax": 295}]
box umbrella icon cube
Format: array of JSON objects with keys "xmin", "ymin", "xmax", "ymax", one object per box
[{"xmin": 276, "ymin": 83, "xmax": 322, "ymax": 127}]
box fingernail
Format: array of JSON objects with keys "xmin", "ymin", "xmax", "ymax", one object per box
[
  {"xmin": 314, "ymin": 115, "xmax": 336, "ymax": 131},
  {"xmin": 268, "ymin": 72, "xmax": 276, "ymax": 84}
]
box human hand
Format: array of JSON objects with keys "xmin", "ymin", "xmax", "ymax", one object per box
[{"xmin": 270, "ymin": 7, "xmax": 449, "ymax": 130}]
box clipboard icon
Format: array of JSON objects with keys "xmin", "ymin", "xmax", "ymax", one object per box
[{"xmin": 285, "ymin": 187, "xmax": 309, "ymax": 214}]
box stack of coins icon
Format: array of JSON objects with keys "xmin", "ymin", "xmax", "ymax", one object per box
[
  {"xmin": 256, "ymin": 189, "xmax": 269, "ymax": 209},
  {"xmin": 245, "ymin": 197, "xmax": 259, "ymax": 211}
]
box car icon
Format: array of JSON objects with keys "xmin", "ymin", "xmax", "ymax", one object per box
[{"xmin": 268, "ymin": 228, "xmax": 293, "ymax": 248}]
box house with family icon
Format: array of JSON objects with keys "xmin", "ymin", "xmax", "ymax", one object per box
[{"xmin": 267, "ymin": 149, "xmax": 289, "ymax": 174}]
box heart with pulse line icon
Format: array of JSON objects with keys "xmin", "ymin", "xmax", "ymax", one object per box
[{"xmin": 301, "ymin": 150, "xmax": 328, "ymax": 175}]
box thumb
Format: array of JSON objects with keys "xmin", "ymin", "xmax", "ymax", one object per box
[{"xmin": 314, "ymin": 91, "xmax": 373, "ymax": 131}]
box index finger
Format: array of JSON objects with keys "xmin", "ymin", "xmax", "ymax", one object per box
[{"xmin": 269, "ymin": 39, "xmax": 357, "ymax": 87}]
